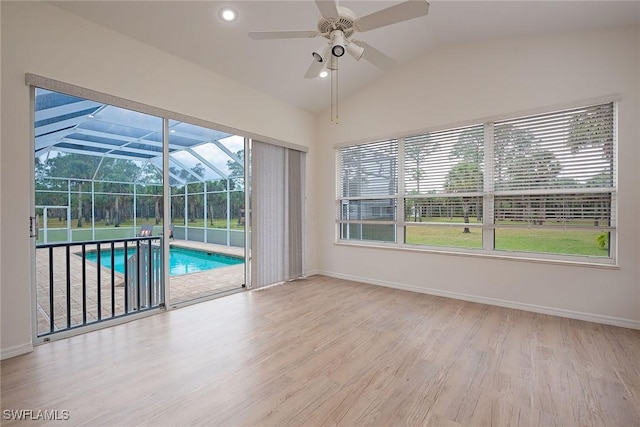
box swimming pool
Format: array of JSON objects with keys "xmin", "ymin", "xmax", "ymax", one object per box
[{"xmin": 84, "ymin": 246, "xmax": 243, "ymax": 276}]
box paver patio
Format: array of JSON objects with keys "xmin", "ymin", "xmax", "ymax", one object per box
[{"xmin": 35, "ymin": 239, "xmax": 245, "ymax": 335}]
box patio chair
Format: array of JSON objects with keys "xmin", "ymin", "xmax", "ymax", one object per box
[
  {"xmin": 161, "ymin": 224, "xmax": 174, "ymax": 240},
  {"xmin": 137, "ymin": 224, "xmax": 153, "ymax": 237}
]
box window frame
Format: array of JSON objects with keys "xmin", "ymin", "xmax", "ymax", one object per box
[{"xmin": 335, "ymin": 98, "xmax": 618, "ymax": 266}]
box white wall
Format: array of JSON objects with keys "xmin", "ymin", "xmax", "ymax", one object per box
[
  {"xmin": 2, "ymin": 3, "xmax": 637, "ymax": 360},
  {"xmin": 0, "ymin": 2, "xmax": 3, "ymax": 353},
  {"xmin": 0, "ymin": 1, "xmax": 317, "ymax": 358},
  {"xmin": 315, "ymin": 27, "xmax": 640, "ymax": 327}
]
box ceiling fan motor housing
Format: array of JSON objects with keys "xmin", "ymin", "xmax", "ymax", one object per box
[{"xmin": 318, "ymin": 6, "xmax": 357, "ymax": 39}]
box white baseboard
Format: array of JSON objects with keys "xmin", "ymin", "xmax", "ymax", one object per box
[
  {"xmin": 0, "ymin": 342, "xmax": 33, "ymax": 360},
  {"xmin": 317, "ymin": 270, "xmax": 640, "ymax": 330}
]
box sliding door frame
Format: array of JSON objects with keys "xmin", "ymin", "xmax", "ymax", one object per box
[{"xmin": 26, "ymin": 74, "xmax": 307, "ymax": 343}]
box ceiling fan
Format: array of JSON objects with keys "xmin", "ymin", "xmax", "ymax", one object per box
[{"xmin": 248, "ymin": 0, "xmax": 430, "ymax": 79}]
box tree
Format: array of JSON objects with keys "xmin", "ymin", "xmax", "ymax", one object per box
[
  {"xmin": 227, "ymin": 149, "xmax": 245, "ymax": 190},
  {"xmin": 568, "ymin": 107, "xmax": 613, "ymax": 164},
  {"xmin": 44, "ymin": 153, "xmax": 100, "ymax": 227},
  {"xmin": 96, "ymin": 158, "xmax": 141, "ymax": 226},
  {"xmin": 404, "ymin": 135, "xmax": 438, "ymax": 222},
  {"xmin": 568, "ymin": 107, "xmax": 614, "ymax": 226},
  {"xmin": 494, "ymin": 125, "xmax": 537, "ymax": 189},
  {"xmin": 444, "ymin": 162, "xmax": 483, "ymax": 233},
  {"xmin": 168, "ymin": 164, "xmax": 208, "ymax": 223},
  {"xmin": 137, "ymin": 163, "xmax": 163, "ymax": 224},
  {"xmin": 452, "ymin": 127, "xmax": 483, "ymax": 164},
  {"xmin": 494, "ymin": 124, "xmax": 561, "ymax": 225},
  {"xmin": 451, "ymin": 127, "xmax": 484, "ymax": 222},
  {"xmin": 405, "ymin": 134, "xmax": 438, "ymax": 195}
]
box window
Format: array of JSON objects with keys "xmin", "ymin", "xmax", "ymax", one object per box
[
  {"xmin": 404, "ymin": 125, "xmax": 484, "ymax": 249},
  {"xmin": 337, "ymin": 139, "xmax": 397, "ymax": 242},
  {"xmin": 336, "ymin": 102, "xmax": 616, "ymax": 263}
]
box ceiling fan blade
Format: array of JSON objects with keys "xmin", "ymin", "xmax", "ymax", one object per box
[
  {"xmin": 249, "ymin": 30, "xmax": 319, "ymax": 40},
  {"xmin": 355, "ymin": 0, "xmax": 429, "ymax": 32},
  {"xmin": 304, "ymin": 57, "xmax": 326, "ymax": 79},
  {"xmin": 315, "ymin": 0, "xmax": 339, "ymax": 20},
  {"xmin": 353, "ymin": 41, "xmax": 397, "ymax": 70}
]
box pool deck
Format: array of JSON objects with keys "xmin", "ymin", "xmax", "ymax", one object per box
[
  {"xmin": 167, "ymin": 240, "xmax": 245, "ymax": 305},
  {"xmin": 35, "ymin": 239, "xmax": 245, "ymax": 335}
]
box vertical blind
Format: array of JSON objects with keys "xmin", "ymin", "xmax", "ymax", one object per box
[{"xmin": 251, "ymin": 141, "xmax": 305, "ymax": 288}]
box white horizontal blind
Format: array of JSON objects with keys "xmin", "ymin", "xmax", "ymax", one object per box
[
  {"xmin": 404, "ymin": 125, "xmax": 484, "ymax": 196},
  {"xmin": 339, "ymin": 199, "xmax": 397, "ymax": 222},
  {"xmin": 495, "ymin": 103, "xmax": 613, "ymax": 191},
  {"xmin": 338, "ymin": 139, "xmax": 398, "ymax": 198},
  {"xmin": 495, "ymin": 193, "xmax": 613, "ymax": 226},
  {"xmin": 494, "ymin": 103, "xmax": 614, "ymax": 227},
  {"xmin": 335, "ymin": 101, "xmax": 616, "ymax": 260},
  {"xmin": 337, "ymin": 139, "xmax": 397, "ymax": 242}
]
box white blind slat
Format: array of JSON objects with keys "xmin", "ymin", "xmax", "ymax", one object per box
[
  {"xmin": 494, "ymin": 103, "xmax": 614, "ymax": 192},
  {"xmin": 336, "ymin": 101, "xmax": 615, "ymax": 258},
  {"xmin": 338, "ymin": 139, "xmax": 398, "ymax": 197},
  {"xmin": 404, "ymin": 124, "xmax": 484, "ymax": 195}
]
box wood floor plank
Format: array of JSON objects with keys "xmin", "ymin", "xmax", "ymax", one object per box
[{"xmin": 1, "ymin": 275, "xmax": 639, "ymax": 426}]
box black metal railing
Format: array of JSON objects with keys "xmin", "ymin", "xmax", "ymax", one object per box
[{"xmin": 35, "ymin": 236, "xmax": 164, "ymax": 337}]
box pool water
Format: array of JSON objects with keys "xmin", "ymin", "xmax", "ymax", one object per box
[{"xmin": 84, "ymin": 246, "xmax": 243, "ymax": 276}]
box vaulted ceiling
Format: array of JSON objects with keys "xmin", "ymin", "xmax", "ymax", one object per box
[{"xmin": 51, "ymin": 1, "xmax": 640, "ymax": 114}]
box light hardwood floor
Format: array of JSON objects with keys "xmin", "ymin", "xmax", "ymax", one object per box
[{"xmin": 2, "ymin": 275, "xmax": 639, "ymax": 426}]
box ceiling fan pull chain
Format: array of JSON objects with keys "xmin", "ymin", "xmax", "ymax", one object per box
[
  {"xmin": 330, "ymin": 63, "xmax": 334, "ymax": 123},
  {"xmin": 335, "ymin": 58, "xmax": 339, "ymax": 124}
]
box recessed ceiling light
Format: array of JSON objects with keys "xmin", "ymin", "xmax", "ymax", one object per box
[
  {"xmin": 319, "ymin": 70, "xmax": 329, "ymax": 79},
  {"xmin": 170, "ymin": 129, "xmax": 176, "ymax": 133},
  {"xmin": 219, "ymin": 7, "xmax": 237, "ymax": 22}
]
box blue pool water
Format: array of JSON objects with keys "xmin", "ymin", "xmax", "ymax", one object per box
[{"xmin": 84, "ymin": 246, "xmax": 243, "ymax": 276}]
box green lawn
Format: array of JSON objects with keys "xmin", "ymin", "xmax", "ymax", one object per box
[
  {"xmin": 39, "ymin": 217, "xmax": 244, "ymax": 230},
  {"xmin": 405, "ymin": 221, "xmax": 609, "ymax": 257},
  {"xmin": 494, "ymin": 228, "xmax": 608, "ymax": 257},
  {"xmin": 174, "ymin": 218, "xmax": 245, "ymax": 230},
  {"xmin": 405, "ymin": 225, "xmax": 483, "ymax": 249},
  {"xmin": 43, "ymin": 216, "xmax": 609, "ymax": 257}
]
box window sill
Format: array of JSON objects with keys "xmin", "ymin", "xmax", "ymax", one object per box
[{"xmin": 333, "ymin": 240, "xmax": 620, "ymax": 270}]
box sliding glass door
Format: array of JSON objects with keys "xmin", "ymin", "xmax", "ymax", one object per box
[
  {"xmin": 166, "ymin": 121, "xmax": 247, "ymax": 306},
  {"xmin": 33, "ymin": 88, "xmax": 166, "ymax": 337},
  {"xmin": 32, "ymin": 85, "xmax": 248, "ymax": 339}
]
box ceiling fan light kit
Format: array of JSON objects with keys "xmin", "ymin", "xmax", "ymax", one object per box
[
  {"xmin": 331, "ymin": 30, "xmax": 346, "ymax": 57},
  {"xmin": 248, "ymin": 0, "xmax": 430, "ymax": 121},
  {"xmin": 345, "ymin": 40, "xmax": 364, "ymax": 61},
  {"xmin": 312, "ymin": 43, "xmax": 330, "ymax": 63}
]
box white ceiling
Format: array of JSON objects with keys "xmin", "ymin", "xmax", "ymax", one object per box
[{"xmin": 51, "ymin": 1, "xmax": 640, "ymax": 114}]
